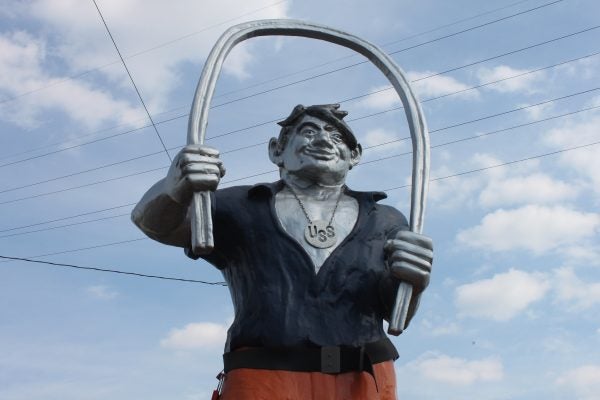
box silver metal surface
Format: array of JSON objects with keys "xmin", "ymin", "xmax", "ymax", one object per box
[
  {"xmin": 187, "ymin": 19, "xmax": 430, "ymax": 334},
  {"xmin": 275, "ymin": 186, "xmax": 358, "ymax": 273}
]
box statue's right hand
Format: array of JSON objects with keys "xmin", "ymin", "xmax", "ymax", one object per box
[{"xmin": 165, "ymin": 145, "xmax": 226, "ymax": 204}]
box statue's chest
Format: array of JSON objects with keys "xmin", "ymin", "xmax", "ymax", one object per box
[{"xmin": 274, "ymin": 192, "xmax": 359, "ymax": 273}]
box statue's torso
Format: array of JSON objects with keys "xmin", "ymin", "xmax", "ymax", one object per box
[{"xmin": 274, "ymin": 186, "xmax": 359, "ymax": 273}]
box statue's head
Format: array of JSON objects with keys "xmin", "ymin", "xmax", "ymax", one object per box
[{"xmin": 268, "ymin": 104, "xmax": 362, "ymax": 185}]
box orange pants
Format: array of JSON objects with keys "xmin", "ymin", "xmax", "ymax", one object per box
[{"xmin": 219, "ymin": 361, "xmax": 396, "ymax": 400}]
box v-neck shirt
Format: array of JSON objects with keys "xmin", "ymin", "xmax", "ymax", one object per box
[{"xmin": 186, "ymin": 180, "xmax": 408, "ymax": 352}]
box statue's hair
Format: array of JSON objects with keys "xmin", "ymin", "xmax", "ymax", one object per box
[{"xmin": 274, "ymin": 104, "xmax": 358, "ymax": 151}]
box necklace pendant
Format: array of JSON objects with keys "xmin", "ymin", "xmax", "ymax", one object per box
[{"xmin": 304, "ymin": 220, "xmax": 336, "ymax": 248}]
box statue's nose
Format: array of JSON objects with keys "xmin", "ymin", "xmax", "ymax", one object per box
[{"xmin": 312, "ymin": 129, "xmax": 334, "ymax": 148}]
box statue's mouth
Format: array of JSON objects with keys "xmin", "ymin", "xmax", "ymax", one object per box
[{"xmin": 303, "ymin": 148, "xmax": 337, "ymax": 160}]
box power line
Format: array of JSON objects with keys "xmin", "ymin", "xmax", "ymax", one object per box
[
  {"xmin": 383, "ymin": 138, "xmax": 600, "ymax": 192},
  {"xmin": 0, "ymin": 0, "xmax": 573, "ymax": 165},
  {"xmin": 4, "ymin": 133, "xmax": 600, "ymax": 266},
  {"xmin": 4, "ymin": 99, "xmax": 597, "ymax": 237},
  {"xmin": 0, "ymin": 255, "xmax": 227, "ymax": 286},
  {"xmin": 91, "ymin": 0, "xmax": 172, "ymax": 162},
  {"xmin": 0, "ymin": 203, "xmax": 136, "ymax": 234},
  {"xmin": 360, "ymin": 104, "xmax": 600, "ymax": 164},
  {"xmin": 204, "ymin": 11, "xmax": 597, "ymax": 113},
  {"xmin": 214, "ymin": 0, "xmax": 541, "ymax": 99},
  {"xmin": 1, "ymin": 87, "xmax": 596, "ymax": 206},
  {"xmin": 0, "ymin": 0, "xmax": 288, "ymax": 107},
  {"xmin": 3, "ymin": 49, "xmax": 595, "ymax": 196},
  {"xmin": 2, "ymin": 25, "xmax": 596, "ymax": 172},
  {"xmin": 0, "ymin": 238, "xmax": 148, "ymax": 263},
  {"xmin": 0, "ymin": 213, "xmax": 130, "ymax": 239},
  {"xmin": 0, "ymin": 167, "xmax": 167, "ymax": 206}
]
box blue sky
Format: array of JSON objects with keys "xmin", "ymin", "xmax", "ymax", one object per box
[{"xmin": 1, "ymin": 0, "xmax": 599, "ymax": 399}]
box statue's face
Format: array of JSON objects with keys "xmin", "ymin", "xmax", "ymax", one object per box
[{"xmin": 273, "ymin": 115, "xmax": 360, "ymax": 185}]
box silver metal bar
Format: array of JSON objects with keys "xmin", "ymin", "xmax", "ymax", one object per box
[{"xmin": 186, "ymin": 20, "xmax": 430, "ymax": 334}]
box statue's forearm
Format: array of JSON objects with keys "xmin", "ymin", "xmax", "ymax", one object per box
[{"xmin": 131, "ymin": 179, "xmax": 191, "ymax": 247}]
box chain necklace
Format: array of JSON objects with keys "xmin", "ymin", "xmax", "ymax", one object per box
[{"xmin": 286, "ymin": 183, "xmax": 344, "ymax": 249}]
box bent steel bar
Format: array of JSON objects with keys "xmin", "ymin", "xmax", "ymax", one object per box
[{"xmin": 187, "ymin": 19, "xmax": 430, "ymax": 335}]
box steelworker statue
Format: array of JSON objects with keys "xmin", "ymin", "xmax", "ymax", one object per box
[{"xmin": 132, "ymin": 104, "xmax": 433, "ymax": 399}]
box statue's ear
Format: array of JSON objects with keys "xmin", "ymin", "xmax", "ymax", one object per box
[
  {"xmin": 268, "ymin": 137, "xmax": 284, "ymax": 167},
  {"xmin": 349, "ymin": 144, "xmax": 362, "ymax": 169}
]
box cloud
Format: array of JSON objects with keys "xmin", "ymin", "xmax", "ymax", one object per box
[
  {"xmin": 0, "ymin": 1, "xmax": 289, "ymax": 128},
  {"xmin": 357, "ymin": 72, "xmax": 475, "ymax": 110},
  {"xmin": 476, "ymin": 65, "xmax": 545, "ymax": 94},
  {"xmin": 361, "ymin": 128, "xmax": 406, "ymax": 155},
  {"xmin": 553, "ymin": 267, "xmax": 600, "ymax": 310},
  {"xmin": 0, "ymin": 31, "xmax": 145, "ymax": 129},
  {"xmin": 457, "ymin": 205, "xmax": 600, "ymax": 254},
  {"xmin": 478, "ymin": 173, "xmax": 579, "ymax": 207},
  {"xmin": 455, "ymin": 269, "xmax": 550, "ymax": 321},
  {"xmin": 160, "ymin": 322, "xmax": 228, "ymax": 350},
  {"xmin": 25, "ymin": 0, "xmax": 289, "ymax": 101},
  {"xmin": 85, "ymin": 285, "xmax": 118, "ymax": 300},
  {"xmin": 420, "ymin": 318, "xmax": 461, "ymax": 336},
  {"xmin": 408, "ymin": 71, "xmax": 478, "ymax": 100},
  {"xmin": 556, "ymin": 365, "xmax": 600, "ymax": 400},
  {"xmin": 543, "ymin": 114, "xmax": 600, "ymax": 197},
  {"xmin": 410, "ymin": 352, "xmax": 503, "ymax": 385}
]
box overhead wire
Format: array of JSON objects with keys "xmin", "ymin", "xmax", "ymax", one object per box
[
  {"xmin": 0, "ymin": 203, "xmax": 136, "ymax": 234},
  {"xmin": 213, "ymin": 0, "xmax": 542, "ymax": 98},
  {"xmin": 0, "ymin": 0, "xmax": 288, "ymax": 107},
  {"xmin": 1, "ymin": 87, "xmax": 597, "ymax": 207},
  {"xmin": 91, "ymin": 0, "xmax": 172, "ymax": 162},
  {"xmin": 0, "ymin": 0, "xmax": 574, "ymax": 165},
  {"xmin": 2, "ymin": 49, "xmax": 596, "ymax": 197},
  {"xmin": 1, "ymin": 25, "xmax": 597, "ymax": 171},
  {"xmin": 0, "ymin": 255, "xmax": 227, "ymax": 285},
  {"xmin": 3, "ymin": 134, "xmax": 600, "ymax": 276}
]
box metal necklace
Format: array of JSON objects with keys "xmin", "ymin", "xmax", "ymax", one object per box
[{"xmin": 286, "ymin": 184, "xmax": 343, "ymax": 249}]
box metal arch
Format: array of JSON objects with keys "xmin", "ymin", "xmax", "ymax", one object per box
[{"xmin": 187, "ymin": 19, "xmax": 430, "ymax": 335}]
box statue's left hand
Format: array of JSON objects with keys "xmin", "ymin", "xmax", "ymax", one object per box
[{"xmin": 384, "ymin": 231, "xmax": 433, "ymax": 291}]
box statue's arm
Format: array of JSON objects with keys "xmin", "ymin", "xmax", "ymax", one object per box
[
  {"xmin": 131, "ymin": 145, "xmax": 225, "ymax": 248},
  {"xmin": 131, "ymin": 178, "xmax": 192, "ymax": 247}
]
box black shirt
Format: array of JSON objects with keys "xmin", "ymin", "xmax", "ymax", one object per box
[{"xmin": 187, "ymin": 181, "xmax": 408, "ymax": 352}]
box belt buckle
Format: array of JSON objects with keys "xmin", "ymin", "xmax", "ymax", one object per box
[{"xmin": 321, "ymin": 346, "xmax": 341, "ymax": 374}]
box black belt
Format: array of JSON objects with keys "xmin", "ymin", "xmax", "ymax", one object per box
[{"xmin": 223, "ymin": 338, "xmax": 398, "ymax": 376}]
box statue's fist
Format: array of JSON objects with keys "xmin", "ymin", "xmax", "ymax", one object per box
[
  {"xmin": 165, "ymin": 145, "xmax": 226, "ymax": 204},
  {"xmin": 384, "ymin": 230, "xmax": 433, "ymax": 291}
]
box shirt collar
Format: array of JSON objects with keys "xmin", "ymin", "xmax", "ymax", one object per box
[{"xmin": 247, "ymin": 180, "xmax": 387, "ymax": 203}]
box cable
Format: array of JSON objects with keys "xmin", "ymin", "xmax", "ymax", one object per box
[
  {"xmin": 5, "ymin": 134, "xmax": 600, "ymax": 267},
  {"xmin": 0, "ymin": 203, "xmax": 136, "ymax": 233},
  {"xmin": 214, "ymin": 0, "xmax": 540, "ymax": 98},
  {"xmin": 91, "ymin": 0, "xmax": 172, "ymax": 162},
  {"xmin": 0, "ymin": 213, "xmax": 129, "ymax": 239},
  {"xmin": 0, "ymin": 238, "xmax": 148, "ymax": 264},
  {"xmin": 383, "ymin": 138, "xmax": 600, "ymax": 192},
  {"xmin": 0, "ymin": 0, "xmax": 574, "ymax": 164},
  {"xmin": 360, "ymin": 104, "xmax": 600, "ymax": 164},
  {"xmin": 0, "ymin": 0, "xmax": 533, "ymax": 163},
  {"xmin": 0, "ymin": 0, "xmax": 288, "ymax": 106},
  {"xmin": 4, "ymin": 97, "xmax": 597, "ymax": 239},
  {"xmin": 3, "ymin": 27, "xmax": 597, "ymax": 173},
  {"xmin": 3, "ymin": 50, "xmax": 596, "ymax": 196},
  {"xmin": 0, "ymin": 255, "xmax": 227, "ymax": 285},
  {"xmin": 0, "ymin": 167, "xmax": 167, "ymax": 206},
  {"xmin": 2, "ymin": 87, "xmax": 596, "ymax": 207}
]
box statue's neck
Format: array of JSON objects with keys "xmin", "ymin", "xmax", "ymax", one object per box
[{"xmin": 281, "ymin": 174, "xmax": 344, "ymax": 200}]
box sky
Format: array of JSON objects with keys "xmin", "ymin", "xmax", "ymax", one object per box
[{"xmin": 0, "ymin": 0, "xmax": 599, "ymax": 399}]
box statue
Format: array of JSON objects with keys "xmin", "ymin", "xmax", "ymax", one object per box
[{"xmin": 132, "ymin": 20, "xmax": 433, "ymax": 400}]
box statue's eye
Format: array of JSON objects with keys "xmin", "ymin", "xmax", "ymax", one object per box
[
  {"xmin": 330, "ymin": 133, "xmax": 343, "ymax": 143},
  {"xmin": 302, "ymin": 128, "xmax": 316, "ymax": 136}
]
